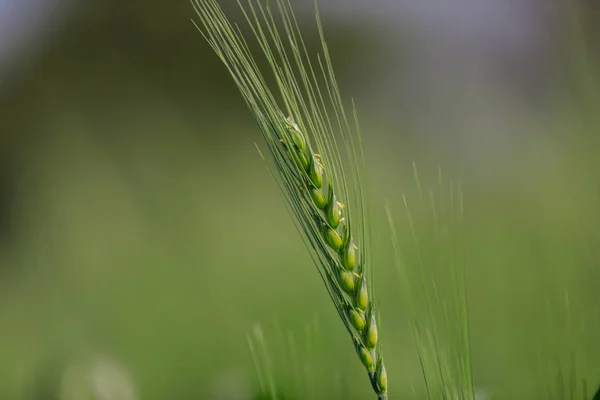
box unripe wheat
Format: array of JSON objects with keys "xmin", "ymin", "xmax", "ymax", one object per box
[
  {"xmin": 279, "ymin": 117, "xmax": 387, "ymax": 397},
  {"xmin": 192, "ymin": 0, "xmax": 387, "ymax": 398}
]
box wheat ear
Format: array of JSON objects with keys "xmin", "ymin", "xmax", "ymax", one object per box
[{"xmin": 191, "ymin": 0, "xmax": 387, "ymax": 398}]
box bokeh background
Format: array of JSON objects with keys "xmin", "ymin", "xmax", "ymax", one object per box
[{"xmin": 1, "ymin": 0, "xmax": 599, "ymax": 399}]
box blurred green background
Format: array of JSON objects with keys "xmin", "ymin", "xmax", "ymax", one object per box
[{"xmin": 0, "ymin": 1, "xmax": 599, "ymax": 399}]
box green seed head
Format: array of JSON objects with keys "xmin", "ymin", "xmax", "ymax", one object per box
[
  {"xmin": 356, "ymin": 345, "xmax": 375, "ymax": 372},
  {"xmin": 349, "ymin": 308, "xmax": 366, "ymax": 332},
  {"xmin": 342, "ymin": 238, "xmax": 356, "ymax": 270},
  {"xmin": 310, "ymin": 188, "xmax": 327, "ymax": 209},
  {"xmin": 195, "ymin": 2, "xmax": 385, "ymax": 399},
  {"xmin": 355, "ymin": 277, "xmax": 368, "ymax": 311},
  {"xmin": 325, "ymin": 227, "xmax": 343, "ymax": 251},
  {"xmin": 375, "ymin": 359, "xmax": 388, "ymax": 393},
  {"xmin": 309, "ymin": 154, "xmax": 323, "ymax": 188},
  {"xmin": 366, "ymin": 315, "xmax": 378, "ymax": 349},
  {"xmin": 339, "ymin": 270, "xmax": 355, "ymax": 293}
]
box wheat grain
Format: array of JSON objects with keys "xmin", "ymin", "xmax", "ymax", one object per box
[{"xmin": 191, "ymin": 0, "xmax": 387, "ymax": 398}]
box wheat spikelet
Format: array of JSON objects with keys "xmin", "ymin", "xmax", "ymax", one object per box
[{"xmin": 192, "ymin": 0, "xmax": 387, "ymax": 397}]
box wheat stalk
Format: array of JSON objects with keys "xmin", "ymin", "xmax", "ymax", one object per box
[
  {"xmin": 386, "ymin": 167, "xmax": 474, "ymax": 399},
  {"xmin": 191, "ymin": 0, "xmax": 387, "ymax": 398}
]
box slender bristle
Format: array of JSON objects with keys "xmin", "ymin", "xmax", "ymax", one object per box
[{"xmin": 191, "ymin": 0, "xmax": 386, "ymax": 397}]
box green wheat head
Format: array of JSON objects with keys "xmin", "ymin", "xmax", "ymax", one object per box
[{"xmin": 191, "ymin": 0, "xmax": 387, "ymax": 398}]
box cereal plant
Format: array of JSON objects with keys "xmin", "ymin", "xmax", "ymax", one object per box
[{"xmin": 192, "ymin": 0, "xmax": 387, "ymax": 398}]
